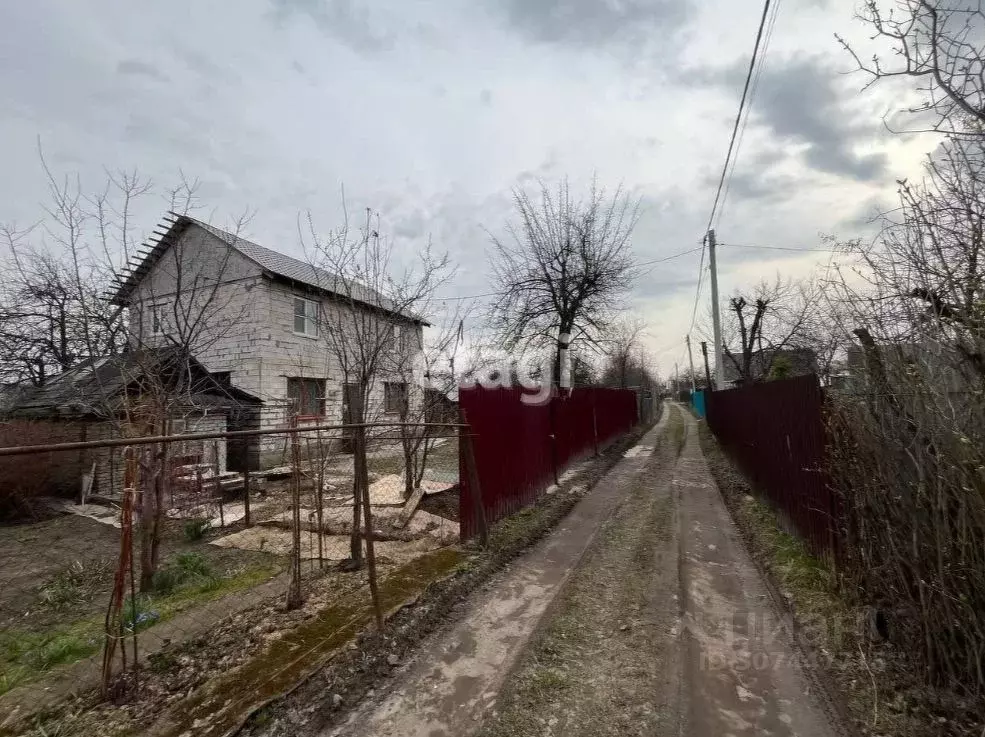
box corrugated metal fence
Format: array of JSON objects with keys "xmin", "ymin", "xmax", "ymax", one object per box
[
  {"xmin": 704, "ymin": 374, "xmax": 840, "ymax": 563},
  {"xmin": 459, "ymin": 386, "xmax": 639, "ymax": 540}
]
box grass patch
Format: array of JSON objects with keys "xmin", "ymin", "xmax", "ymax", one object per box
[
  {"xmin": 183, "ymin": 517, "xmax": 212, "ymax": 542},
  {"xmin": 0, "ymin": 629, "xmax": 100, "ymax": 696},
  {"xmin": 728, "ymin": 493, "xmax": 848, "ymax": 644},
  {"xmin": 1, "ymin": 556, "xmax": 279, "ymax": 696}
]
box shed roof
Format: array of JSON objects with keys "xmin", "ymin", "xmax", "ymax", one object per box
[{"xmin": 5, "ymin": 348, "xmax": 261, "ymax": 420}]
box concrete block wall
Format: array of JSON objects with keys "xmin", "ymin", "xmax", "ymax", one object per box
[{"xmin": 123, "ymin": 222, "xmax": 427, "ymax": 470}]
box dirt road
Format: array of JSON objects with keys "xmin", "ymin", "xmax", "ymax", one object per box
[{"xmin": 327, "ymin": 405, "xmax": 842, "ymax": 737}]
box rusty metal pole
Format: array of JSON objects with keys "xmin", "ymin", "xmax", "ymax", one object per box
[
  {"xmin": 314, "ymin": 429, "xmax": 325, "ymax": 568},
  {"xmin": 701, "ymin": 341, "xmax": 713, "ymax": 391}
]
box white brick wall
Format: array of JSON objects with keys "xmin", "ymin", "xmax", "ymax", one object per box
[{"xmin": 125, "ymin": 222, "xmax": 427, "ymax": 468}]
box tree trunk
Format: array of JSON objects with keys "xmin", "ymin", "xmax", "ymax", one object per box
[
  {"xmin": 138, "ymin": 447, "xmax": 156, "ymax": 592},
  {"xmin": 285, "ymin": 416, "xmax": 304, "ymax": 610},
  {"xmin": 348, "ymin": 384, "xmax": 365, "ymax": 565},
  {"xmin": 357, "ymin": 425, "xmax": 384, "ymax": 628}
]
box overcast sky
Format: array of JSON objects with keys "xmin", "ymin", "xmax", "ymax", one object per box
[{"xmin": 0, "ymin": 0, "xmax": 935, "ymax": 377}]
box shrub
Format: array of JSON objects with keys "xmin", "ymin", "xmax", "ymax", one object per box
[
  {"xmin": 173, "ymin": 552, "xmax": 213, "ymax": 578},
  {"xmin": 151, "ymin": 551, "xmax": 215, "ymax": 593},
  {"xmin": 183, "ymin": 517, "xmax": 212, "ymax": 541}
]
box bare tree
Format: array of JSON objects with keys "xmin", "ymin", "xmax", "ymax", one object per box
[
  {"xmin": 3, "ymin": 155, "xmax": 252, "ymax": 592},
  {"xmin": 719, "ymin": 278, "xmax": 819, "ymax": 386},
  {"xmin": 488, "ymin": 177, "xmax": 639, "ymax": 386},
  {"xmin": 838, "ymin": 0, "xmax": 985, "ymax": 135},
  {"xmin": 821, "ymin": 132, "xmax": 985, "ymax": 694},
  {"xmin": 599, "ymin": 317, "xmax": 646, "ymax": 389},
  {"xmin": 390, "ymin": 304, "xmax": 473, "ymax": 498},
  {"xmin": 300, "ymin": 201, "xmax": 452, "ymax": 580}
]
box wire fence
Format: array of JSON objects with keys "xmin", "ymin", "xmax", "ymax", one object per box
[{"xmin": 0, "ymin": 420, "xmax": 467, "ymax": 725}]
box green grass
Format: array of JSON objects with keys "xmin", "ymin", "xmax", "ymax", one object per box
[
  {"xmin": 1, "ymin": 556, "xmax": 279, "ymax": 696},
  {"xmin": 0, "ymin": 629, "xmax": 100, "ymax": 695},
  {"xmin": 182, "ymin": 517, "xmax": 212, "ymax": 542},
  {"xmin": 733, "ymin": 495, "xmax": 837, "ymax": 609}
]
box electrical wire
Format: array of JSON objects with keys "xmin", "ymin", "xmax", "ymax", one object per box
[
  {"xmin": 719, "ymin": 242, "xmax": 836, "ymax": 253},
  {"xmin": 715, "ymin": 0, "xmax": 782, "ymax": 231},
  {"xmin": 686, "ymin": 0, "xmax": 775, "ymax": 353},
  {"xmin": 704, "ymin": 0, "xmax": 775, "ymax": 236},
  {"xmin": 688, "ymin": 236, "xmax": 707, "ymax": 334},
  {"xmin": 433, "ymin": 245, "xmax": 705, "ymax": 302}
]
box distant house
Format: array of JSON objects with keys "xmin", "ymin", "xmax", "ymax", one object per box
[
  {"xmin": 722, "ymin": 347, "xmax": 818, "ymax": 387},
  {"xmin": 4, "ymin": 348, "xmax": 261, "ymax": 498},
  {"xmin": 845, "ymin": 341, "xmax": 968, "ymax": 394},
  {"xmin": 108, "ymin": 213, "xmax": 427, "ymax": 468}
]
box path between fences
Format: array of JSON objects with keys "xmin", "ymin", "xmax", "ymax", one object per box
[
  {"xmin": 0, "ymin": 570, "xmax": 289, "ymax": 725},
  {"xmin": 329, "ymin": 405, "xmax": 845, "ymax": 737},
  {"xmin": 324, "ymin": 411, "xmax": 671, "ymax": 737}
]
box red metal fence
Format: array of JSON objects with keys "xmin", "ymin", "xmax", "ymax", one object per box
[
  {"xmin": 704, "ymin": 374, "xmax": 840, "ymax": 562},
  {"xmin": 459, "ymin": 386, "xmax": 639, "ymax": 540}
]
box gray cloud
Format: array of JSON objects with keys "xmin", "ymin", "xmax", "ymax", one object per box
[
  {"xmin": 267, "ymin": 0, "xmax": 393, "ymax": 53},
  {"xmin": 692, "ymin": 56, "xmax": 888, "ymax": 182},
  {"xmin": 494, "ymin": 0, "xmax": 689, "ymax": 49},
  {"xmin": 723, "ymin": 171, "xmax": 798, "ymax": 203},
  {"xmin": 749, "ymin": 57, "xmax": 887, "ymax": 181},
  {"xmin": 116, "ymin": 59, "xmax": 169, "ymax": 81}
]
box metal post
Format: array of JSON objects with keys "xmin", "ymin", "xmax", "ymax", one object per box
[
  {"xmin": 460, "ymin": 410, "xmax": 488, "ymax": 547},
  {"xmin": 708, "ymin": 228, "xmax": 725, "ymax": 390},
  {"xmin": 685, "ymin": 334, "xmax": 697, "ymax": 392},
  {"xmin": 212, "ymin": 440, "xmax": 224, "ymax": 528},
  {"xmin": 243, "ymin": 468, "xmax": 251, "ymax": 527}
]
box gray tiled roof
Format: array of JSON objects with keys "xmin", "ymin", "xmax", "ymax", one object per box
[{"xmin": 112, "ymin": 214, "xmax": 424, "ymax": 324}]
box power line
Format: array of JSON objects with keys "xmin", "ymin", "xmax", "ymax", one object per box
[
  {"xmin": 434, "ymin": 245, "xmax": 705, "ymax": 302},
  {"xmin": 719, "ymin": 242, "xmax": 836, "ymax": 253},
  {"xmin": 636, "ymin": 245, "xmax": 705, "ymax": 270},
  {"xmin": 704, "ymin": 0, "xmax": 775, "ymax": 235},
  {"xmin": 688, "ymin": 238, "xmax": 707, "ymax": 333},
  {"xmin": 688, "ymin": 0, "xmax": 775, "ymax": 355},
  {"xmin": 715, "ymin": 0, "xmax": 782, "ymax": 230}
]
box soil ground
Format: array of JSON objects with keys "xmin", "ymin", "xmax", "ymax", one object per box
[
  {"xmin": 476, "ymin": 403, "xmax": 684, "ymax": 737},
  {"xmin": 337, "ymin": 405, "xmax": 843, "ymax": 737},
  {"xmin": 0, "ymin": 514, "xmax": 277, "ymax": 633},
  {"xmin": 697, "ymin": 412, "xmax": 985, "ymax": 737}
]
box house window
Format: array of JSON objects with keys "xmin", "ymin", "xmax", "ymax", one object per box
[
  {"xmin": 388, "ymin": 324, "xmax": 412, "ymax": 355},
  {"xmin": 294, "ymin": 297, "xmax": 318, "ymax": 337},
  {"xmin": 150, "ymin": 303, "xmax": 168, "ymax": 335},
  {"xmin": 384, "ymin": 382, "xmax": 408, "ymax": 414},
  {"xmin": 287, "ymin": 377, "xmax": 325, "ymax": 417}
]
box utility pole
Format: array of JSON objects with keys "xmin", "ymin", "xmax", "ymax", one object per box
[
  {"xmin": 685, "ymin": 335, "xmax": 697, "ymax": 392},
  {"xmin": 700, "ymin": 341, "xmax": 713, "ymax": 390},
  {"xmin": 707, "ymin": 228, "xmax": 724, "ymax": 390}
]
